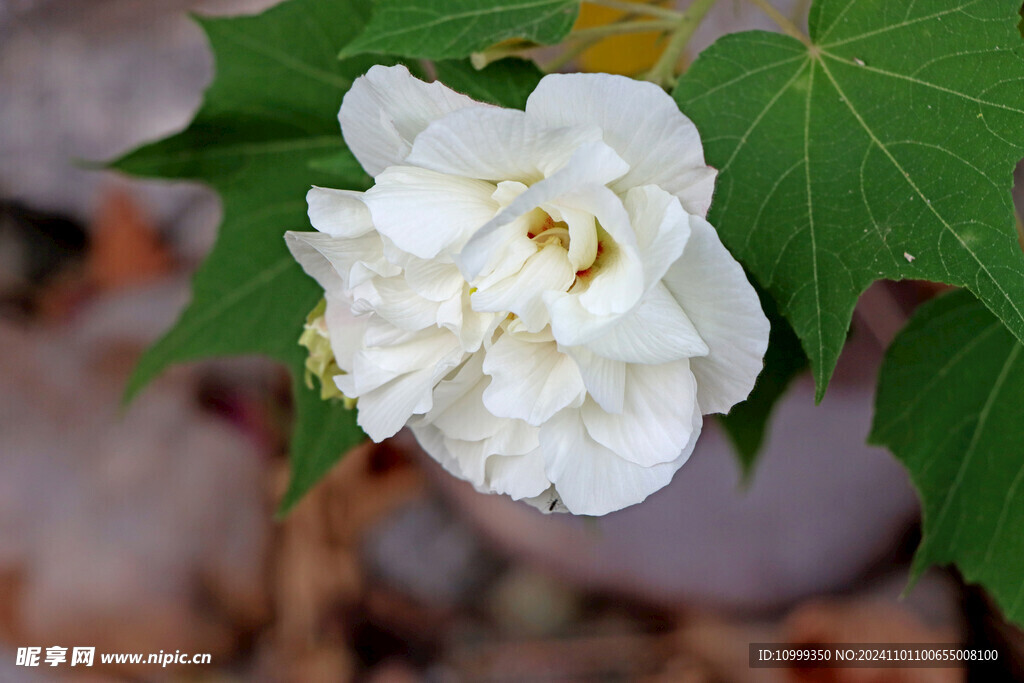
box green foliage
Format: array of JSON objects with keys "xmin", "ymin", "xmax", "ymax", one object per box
[
  {"xmin": 871, "ymin": 290, "xmax": 1024, "ymax": 626},
  {"xmin": 340, "ymin": 0, "xmax": 579, "ymax": 59},
  {"xmin": 719, "ymin": 284, "xmax": 807, "ymax": 474},
  {"xmin": 113, "ymin": 0, "xmax": 383, "ymax": 511},
  {"xmin": 675, "ymin": 0, "xmax": 1024, "ymax": 401},
  {"xmin": 434, "ymin": 58, "xmax": 544, "ymax": 108}
]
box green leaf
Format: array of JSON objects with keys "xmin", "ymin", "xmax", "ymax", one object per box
[
  {"xmin": 675, "ymin": 0, "xmax": 1024, "ymax": 401},
  {"xmin": 718, "ymin": 285, "xmax": 807, "ymax": 474},
  {"xmin": 281, "ymin": 343, "xmax": 366, "ymax": 515},
  {"xmin": 112, "ymin": 0, "xmax": 385, "ymax": 510},
  {"xmin": 870, "ymin": 289, "xmax": 1024, "ymax": 626},
  {"xmin": 339, "ymin": 0, "xmax": 580, "ymax": 60},
  {"xmin": 434, "ymin": 57, "xmax": 544, "ymax": 108}
]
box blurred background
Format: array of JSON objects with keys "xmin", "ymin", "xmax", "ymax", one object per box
[{"xmin": 1, "ymin": 0, "xmax": 1022, "ymax": 680}]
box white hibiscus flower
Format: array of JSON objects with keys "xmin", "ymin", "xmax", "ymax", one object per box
[{"xmin": 286, "ymin": 64, "xmax": 769, "ymax": 516}]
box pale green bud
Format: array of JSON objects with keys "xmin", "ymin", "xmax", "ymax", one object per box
[{"xmin": 299, "ymin": 299, "xmax": 356, "ymax": 408}]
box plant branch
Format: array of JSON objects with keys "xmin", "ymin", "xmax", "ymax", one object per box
[
  {"xmin": 532, "ymin": 17, "xmax": 679, "ymax": 72},
  {"xmin": 645, "ymin": 0, "xmax": 718, "ymax": 88},
  {"xmin": 747, "ymin": 0, "xmax": 812, "ymax": 47},
  {"xmin": 567, "ymin": 18, "xmax": 678, "ymax": 41},
  {"xmin": 584, "ymin": 0, "xmax": 684, "ymax": 21}
]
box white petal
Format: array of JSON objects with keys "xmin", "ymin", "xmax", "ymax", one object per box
[
  {"xmin": 471, "ymin": 242, "xmax": 574, "ymax": 332},
  {"xmin": 324, "ymin": 291, "xmax": 367, "ymax": 374},
  {"xmin": 285, "ymin": 230, "xmax": 399, "ymax": 291},
  {"xmin": 411, "ymin": 423, "xmax": 486, "ymax": 487},
  {"xmin": 346, "ymin": 326, "xmax": 461, "ymax": 396},
  {"xmin": 540, "ymin": 408, "xmax": 696, "ymax": 516},
  {"xmin": 407, "ymin": 106, "xmax": 602, "ymax": 184},
  {"xmin": 547, "ymin": 205, "xmax": 597, "ymax": 273},
  {"xmin": 485, "ymin": 448, "xmax": 551, "ymax": 500},
  {"xmin": 581, "ymin": 360, "xmax": 700, "ymax": 467},
  {"xmin": 356, "ymin": 276, "xmax": 440, "ymax": 331},
  {"xmin": 404, "ymin": 257, "xmax": 464, "ymax": 302},
  {"xmin": 437, "ymin": 288, "xmax": 499, "ymax": 352},
  {"xmin": 562, "ymin": 344, "xmax": 625, "ymax": 414},
  {"xmin": 663, "ymin": 216, "xmax": 770, "ymax": 413},
  {"xmin": 465, "ymin": 211, "xmax": 542, "ymax": 289},
  {"xmin": 307, "ymin": 187, "xmax": 375, "ymax": 238},
  {"xmin": 482, "ymin": 334, "xmax": 585, "ymax": 426},
  {"xmin": 492, "ymin": 180, "xmax": 528, "ymax": 207},
  {"xmin": 363, "ymin": 166, "xmax": 497, "ymax": 259},
  {"xmin": 624, "ymin": 185, "xmax": 691, "ymax": 290},
  {"xmin": 574, "ymin": 231, "xmax": 644, "ymax": 318},
  {"xmin": 357, "ymin": 367, "xmax": 440, "ymax": 441},
  {"xmin": 422, "ymin": 354, "xmax": 505, "ymax": 441},
  {"xmin": 339, "ymin": 64, "xmax": 487, "ymax": 176},
  {"xmin": 458, "ymin": 141, "xmax": 629, "ymax": 280},
  {"xmin": 353, "ymin": 333, "xmax": 466, "ymax": 441},
  {"xmin": 526, "ymin": 72, "xmax": 717, "ymax": 216},
  {"xmin": 549, "ymin": 282, "xmax": 708, "ymax": 364},
  {"xmin": 519, "ymin": 487, "xmax": 568, "ymax": 514},
  {"xmin": 286, "ymin": 231, "xmax": 344, "ymax": 295}
]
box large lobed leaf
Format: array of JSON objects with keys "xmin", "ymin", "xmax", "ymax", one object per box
[
  {"xmin": 114, "ymin": 0, "xmax": 384, "ymax": 512},
  {"xmin": 871, "ymin": 289, "xmax": 1024, "ymax": 626},
  {"xmin": 112, "ymin": 0, "xmax": 551, "ymax": 511},
  {"xmin": 340, "ymin": 0, "xmax": 580, "ymax": 60},
  {"xmin": 675, "ymin": 0, "xmax": 1024, "ymax": 400}
]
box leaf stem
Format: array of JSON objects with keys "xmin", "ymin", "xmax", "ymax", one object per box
[
  {"xmin": 567, "ymin": 18, "xmax": 678, "ymax": 41},
  {"xmin": 584, "ymin": 0, "xmax": 684, "ymax": 21},
  {"xmin": 747, "ymin": 0, "xmax": 812, "ymax": 47},
  {"xmin": 645, "ymin": 0, "xmax": 719, "ymax": 88},
  {"xmin": 487, "ymin": 17, "xmax": 677, "ymax": 72},
  {"xmin": 542, "ymin": 35, "xmax": 601, "ymax": 72}
]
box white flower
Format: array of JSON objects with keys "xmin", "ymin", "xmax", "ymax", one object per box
[{"xmin": 286, "ymin": 65, "xmax": 769, "ymax": 516}]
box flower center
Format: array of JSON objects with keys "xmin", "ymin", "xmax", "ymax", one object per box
[{"xmin": 526, "ymin": 211, "xmax": 570, "ymax": 250}]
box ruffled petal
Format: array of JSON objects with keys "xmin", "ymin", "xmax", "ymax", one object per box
[
  {"xmin": 561, "ymin": 344, "xmax": 625, "ymax": 414},
  {"xmin": 540, "ymin": 407, "xmax": 698, "ymax": 516},
  {"xmin": 339, "ymin": 64, "xmax": 487, "ymax": 176},
  {"xmin": 548, "ymin": 282, "xmax": 708, "ymax": 364},
  {"xmin": 353, "ymin": 276, "xmax": 440, "ymax": 331},
  {"xmin": 285, "ymin": 230, "xmax": 345, "ymax": 295},
  {"xmin": 458, "ymin": 141, "xmax": 629, "ymax": 280},
  {"xmin": 420, "ymin": 354, "xmax": 505, "ymax": 442},
  {"xmin": 285, "ymin": 230, "xmax": 400, "ymax": 291},
  {"xmin": 471, "ymin": 242, "xmax": 574, "ymax": 332},
  {"xmin": 482, "ymin": 334, "xmax": 585, "ymax": 426},
  {"xmin": 351, "ymin": 330, "xmax": 466, "ymax": 441},
  {"xmin": 363, "ymin": 166, "xmax": 498, "ymax": 259},
  {"xmin": 406, "ymin": 106, "xmax": 602, "ymax": 184},
  {"xmin": 343, "ymin": 326, "xmax": 462, "ymax": 397},
  {"xmin": 526, "ymin": 72, "xmax": 717, "ymax": 216},
  {"xmin": 307, "ymin": 187, "xmax": 375, "ymax": 238},
  {"xmin": 324, "ymin": 291, "xmax": 367, "ymax": 374},
  {"xmin": 624, "ymin": 185, "xmax": 691, "ymax": 290},
  {"xmin": 581, "ymin": 359, "xmax": 700, "ymax": 467},
  {"xmin": 663, "ymin": 216, "xmax": 770, "ymax": 414},
  {"xmin": 403, "ymin": 257, "xmax": 464, "ymax": 302},
  {"xmin": 485, "ymin": 448, "xmax": 551, "ymax": 500}
]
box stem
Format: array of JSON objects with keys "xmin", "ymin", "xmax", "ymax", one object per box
[
  {"xmin": 584, "ymin": 0, "xmax": 684, "ymax": 21},
  {"xmin": 791, "ymin": 0, "xmax": 811, "ymax": 25},
  {"xmin": 471, "ymin": 42, "xmax": 534, "ymax": 69},
  {"xmin": 477, "ymin": 17, "xmax": 675, "ymax": 71},
  {"xmin": 567, "ymin": 18, "xmax": 678, "ymax": 42},
  {"xmin": 747, "ymin": 0, "xmax": 812, "ymax": 47},
  {"xmin": 646, "ymin": 0, "xmax": 719, "ymax": 88},
  {"xmin": 542, "ymin": 36, "xmax": 600, "ymax": 72}
]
